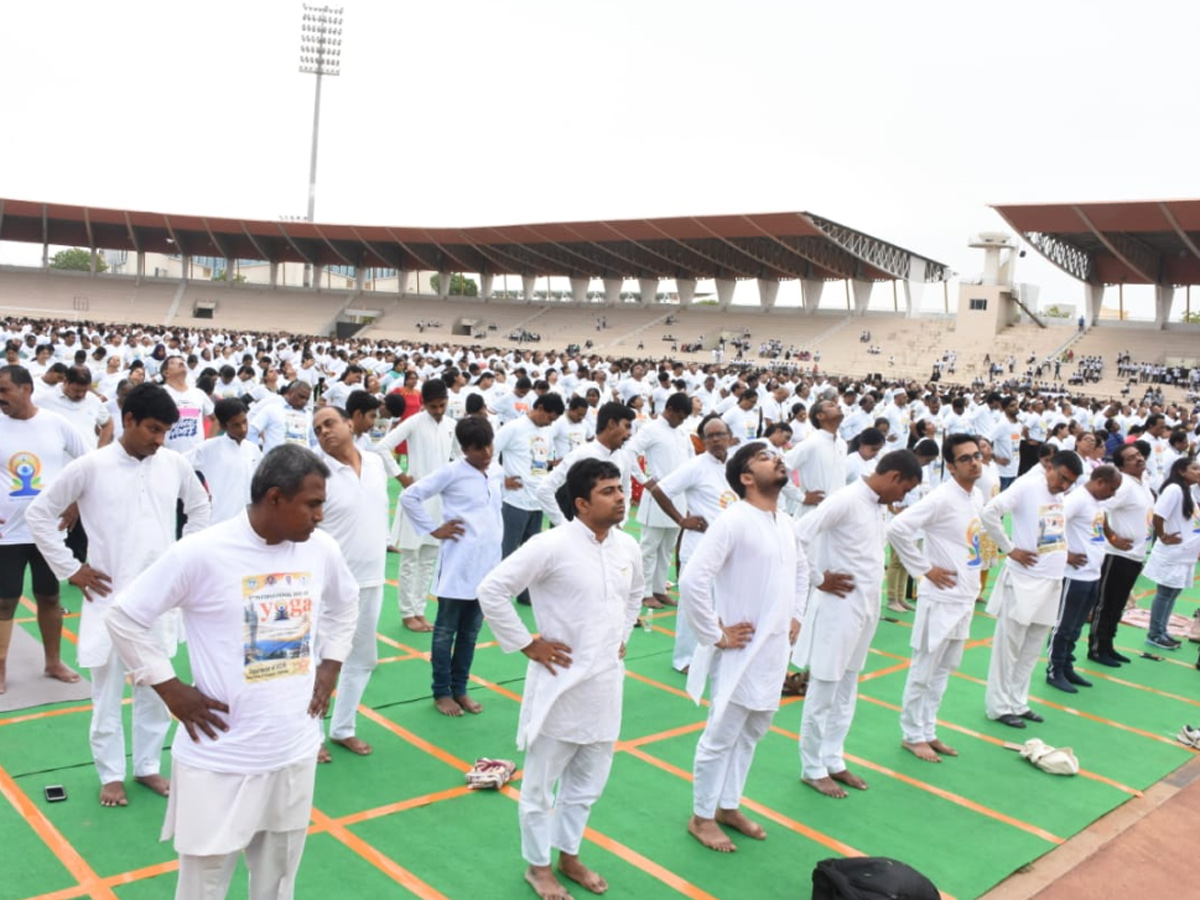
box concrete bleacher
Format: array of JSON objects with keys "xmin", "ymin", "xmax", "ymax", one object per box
[
  {"xmin": 169, "ymin": 282, "xmax": 352, "ymax": 335},
  {"xmin": 0, "ymin": 267, "xmax": 178, "ymax": 325},
  {"xmin": 361, "ymin": 295, "xmax": 550, "ymax": 343},
  {"xmin": 1059, "ymin": 323, "xmax": 1200, "ymax": 401}
]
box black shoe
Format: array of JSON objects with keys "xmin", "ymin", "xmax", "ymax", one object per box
[
  {"xmin": 1019, "ymin": 710, "xmax": 1044, "ymax": 723},
  {"xmin": 1046, "ymin": 673, "xmax": 1078, "ymax": 694},
  {"xmin": 1088, "ymin": 651, "xmax": 1123, "ymax": 667},
  {"xmin": 996, "ymin": 714, "xmax": 1027, "ymax": 729},
  {"xmin": 1064, "ymin": 668, "xmax": 1093, "ymax": 687},
  {"xmin": 1110, "ymin": 650, "xmax": 1132, "ymax": 663}
]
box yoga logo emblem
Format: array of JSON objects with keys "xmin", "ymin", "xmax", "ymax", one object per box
[
  {"xmin": 1090, "ymin": 510, "xmax": 1106, "ymax": 543},
  {"xmin": 965, "ymin": 518, "xmax": 983, "ymax": 568},
  {"xmin": 7, "ymin": 451, "xmax": 42, "ymax": 498}
]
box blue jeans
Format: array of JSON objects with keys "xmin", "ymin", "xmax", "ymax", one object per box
[
  {"xmin": 1147, "ymin": 585, "xmax": 1183, "ymax": 643},
  {"xmin": 1047, "ymin": 577, "xmax": 1099, "ymax": 677},
  {"xmin": 431, "ymin": 597, "xmax": 484, "ymax": 698},
  {"xmin": 999, "ymin": 476, "xmax": 1016, "ymax": 492},
  {"xmin": 501, "ymin": 503, "xmax": 543, "ymax": 604}
]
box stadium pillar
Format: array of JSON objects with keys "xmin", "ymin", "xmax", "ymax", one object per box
[
  {"xmin": 439, "ymin": 272, "xmax": 453, "ymax": 298},
  {"xmin": 1082, "ymin": 282, "xmax": 1102, "ymax": 326},
  {"xmin": 851, "ymin": 278, "xmax": 873, "ymax": 316},
  {"xmin": 604, "ymin": 278, "xmax": 622, "ymax": 307},
  {"xmin": 355, "ymin": 266, "xmax": 365, "ymax": 292},
  {"xmin": 676, "ymin": 278, "xmax": 695, "ymax": 307},
  {"xmin": 570, "ymin": 277, "xmax": 589, "ymax": 305},
  {"xmin": 397, "ymin": 270, "xmax": 409, "ymax": 295},
  {"xmin": 313, "ymin": 265, "xmax": 324, "ymax": 291},
  {"xmin": 481, "ymin": 272, "xmax": 495, "ymax": 300},
  {"xmin": 756, "ymin": 278, "xmax": 778, "ymax": 312},
  {"xmin": 269, "ymin": 262, "xmax": 279, "ymax": 287},
  {"xmin": 226, "ymin": 258, "xmax": 236, "ymax": 285},
  {"xmin": 519, "ymin": 274, "xmax": 535, "ymax": 301},
  {"xmin": 800, "ymin": 278, "xmax": 824, "ymax": 314},
  {"xmin": 1153, "ymin": 284, "xmax": 1173, "ymax": 329},
  {"xmin": 715, "ymin": 278, "xmax": 735, "ymax": 311},
  {"xmin": 900, "ymin": 279, "xmax": 924, "ymax": 318},
  {"xmin": 638, "ymin": 278, "xmax": 658, "ymax": 308},
  {"xmin": 136, "ymin": 252, "xmax": 145, "ymax": 279}
]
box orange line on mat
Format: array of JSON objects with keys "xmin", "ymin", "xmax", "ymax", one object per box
[
  {"xmin": 622, "ymin": 746, "xmax": 865, "ymax": 858},
  {"xmin": 0, "ymin": 762, "xmax": 119, "ymax": 900},
  {"xmin": 335, "ymin": 785, "xmax": 475, "ymax": 827},
  {"xmin": 1115, "ymin": 641, "xmax": 1200, "ymax": 670},
  {"xmin": 624, "ymin": 669, "xmax": 706, "ymax": 704},
  {"xmin": 1075, "ymin": 666, "xmax": 1200, "ymax": 708},
  {"xmin": 385, "ymin": 639, "xmax": 525, "ymax": 702},
  {"xmin": 101, "ymin": 859, "xmax": 180, "ymax": 888},
  {"xmin": 21, "ymin": 597, "xmax": 76, "ymax": 644},
  {"xmin": 310, "ymin": 806, "xmax": 453, "ymax": 900},
  {"xmin": 356, "ymin": 706, "xmax": 472, "ymax": 773},
  {"xmin": 855, "ymin": 693, "xmax": 1142, "ymax": 797},
  {"xmin": 952, "ymin": 671, "xmax": 1184, "ymax": 747},
  {"xmin": 617, "ymin": 720, "xmax": 707, "ymax": 751},
  {"xmin": 766, "ymin": 723, "xmax": 1064, "ymax": 845}
]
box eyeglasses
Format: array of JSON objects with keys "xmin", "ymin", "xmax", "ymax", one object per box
[{"xmin": 953, "ymin": 452, "xmax": 984, "ymax": 464}]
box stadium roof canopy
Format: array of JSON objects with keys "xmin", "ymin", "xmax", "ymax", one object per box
[
  {"xmin": 991, "ymin": 199, "xmax": 1200, "ymax": 287},
  {"xmin": 0, "ymin": 198, "xmax": 948, "ymax": 284}
]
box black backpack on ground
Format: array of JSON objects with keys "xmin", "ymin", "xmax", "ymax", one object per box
[{"xmin": 811, "ymin": 857, "xmax": 939, "ymax": 900}]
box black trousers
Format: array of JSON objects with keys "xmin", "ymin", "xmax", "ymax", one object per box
[{"xmin": 1088, "ymin": 554, "xmax": 1143, "ymax": 656}]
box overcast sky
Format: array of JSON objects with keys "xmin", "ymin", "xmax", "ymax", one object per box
[{"xmin": 3, "ymin": 0, "xmax": 1198, "ymax": 317}]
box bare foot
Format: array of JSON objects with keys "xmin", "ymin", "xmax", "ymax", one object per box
[
  {"xmin": 830, "ymin": 769, "xmax": 869, "ymax": 791},
  {"xmin": 44, "ymin": 661, "xmax": 81, "ymax": 684},
  {"xmin": 387, "ymin": 545, "xmax": 400, "ymax": 554},
  {"xmin": 558, "ymin": 853, "xmax": 608, "ymax": 894},
  {"xmin": 455, "ymin": 695, "xmax": 483, "ymax": 714},
  {"xmin": 886, "ymin": 601, "xmax": 910, "ymax": 613},
  {"xmin": 655, "ymin": 593, "xmax": 678, "ymax": 608},
  {"xmin": 687, "ymin": 815, "xmax": 736, "ymax": 852},
  {"xmin": 435, "ymin": 696, "xmax": 464, "ymax": 717},
  {"xmin": 135, "ymin": 773, "xmax": 170, "ymax": 796},
  {"xmin": 802, "ymin": 776, "xmax": 848, "ymax": 799},
  {"xmin": 317, "ymin": 745, "xmax": 333, "ymax": 764},
  {"xmin": 715, "ymin": 808, "xmax": 766, "ymax": 840},
  {"xmin": 99, "ymin": 781, "xmax": 128, "ymax": 807},
  {"xmin": 402, "ymin": 616, "xmax": 434, "ymax": 633},
  {"xmin": 642, "ymin": 597, "xmax": 666, "ymax": 610},
  {"xmin": 902, "ymin": 741, "xmax": 941, "ymax": 763},
  {"xmin": 929, "ymin": 739, "xmax": 959, "ymax": 757},
  {"xmin": 525, "ymin": 864, "xmax": 573, "ymax": 900},
  {"xmin": 331, "ymin": 736, "xmax": 373, "ymax": 755}
]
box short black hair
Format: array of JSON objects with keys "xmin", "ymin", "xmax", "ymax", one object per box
[
  {"xmin": 942, "ymin": 432, "xmax": 979, "ymax": 464},
  {"xmin": 65, "ymin": 365, "xmax": 92, "ymax": 387},
  {"xmin": 421, "ymin": 378, "xmax": 448, "ymax": 404},
  {"xmin": 0, "ymin": 364, "xmax": 32, "ymax": 388},
  {"xmin": 346, "ymin": 390, "xmax": 381, "ymax": 418},
  {"xmin": 565, "ymin": 457, "xmax": 621, "ymax": 513},
  {"xmin": 1051, "ymin": 449, "xmax": 1084, "ymax": 477},
  {"xmin": 455, "ymin": 416, "xmax": 494, "ymax": 450},
  {"xmin": 725, "ymin": 440, "xmax": 766, "ymax": 499},
  {"xmin": 214, "ymin": 398, "xmax": 247, "ymax": 426},
  {"xmin": 251, "ymin": 445, "xmax": 330, "ymax": 503},
  {"xmin": 532, "ymin": 392, "xmax": 565, "ymax": 415},
  {"xmin": 596, "ymin": 401, "xmax": 635, "ymax": 433},
  {"xmin": 875, "ymin": 449, "xmax": 923, "ymax": 481},
  {"xmin": 664, "ymin": 392, "xmax": 691, "ymax": 415},
  {"xmin": 122, "ymin": 383, "xmax": 181, "ymax": 427},
  {"xmin": 383, "ymin": 393, "xmax": 406, "ymax": 418}
]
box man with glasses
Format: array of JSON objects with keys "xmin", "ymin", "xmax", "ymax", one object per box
[
  {"xmin": 981, "ymin": 450, "xmax": 1083, "ymax": 728},
  {"xmin": 886, "ymin": 434, "xmax": 985, "ymax": 762},
  {"xmin": 644, "ymin": 414, "xmax": 739, "ymax": 673}
]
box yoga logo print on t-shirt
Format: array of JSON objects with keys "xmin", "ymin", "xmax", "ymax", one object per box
[
  {"xmin": 7, "ymin": 451, "xmax": 42, "ymax": 498},
  {"xmin": 1036, "ymin": 504, "xmax": 1066, "ymax": 555},
  {"xmin": 529, "ymin": 435, "xmax": 549, "ymax": 477},
  {"xmin": 168, "ymin": 406, "xmax": 203, "ymax": 442},
  {"xmin": 1090, "ymin": 510, "xmax": 1106, "ymax": 543},
  {"xmin": 965, "ymin": 518, "xmax": 983, "ymax": 568},
  {"xmin": 242, "ymin": 571, "xmax": 313, "ymax": 682}
]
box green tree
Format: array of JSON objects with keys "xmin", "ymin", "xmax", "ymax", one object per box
[
  {"xmin": 429, "ymin": 273, "xmax": 478, "ymax": 296},
  {"xmin": 1184, "ymin": 310, "xmax": 1200, "ymax": 324},
  {"xmin": 49, "ymin": 248, "xmax": 107, "ymax": 272},
  {"xmin": 213, "ymin": 271, "xmax": 247, "ymax": 283}
]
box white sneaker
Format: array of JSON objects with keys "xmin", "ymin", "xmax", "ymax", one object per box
[{"xmin": 1177, "ymin": 725, "xmax": 1200, "ymax": 749}]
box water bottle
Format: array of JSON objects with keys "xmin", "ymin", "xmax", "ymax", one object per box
[{"xmin": 642, "ymin": 607, "xmax": 653, "ymax": 633}]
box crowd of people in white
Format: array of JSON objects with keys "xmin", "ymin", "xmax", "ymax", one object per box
[{"xmin": 2, "ymin": 313, "xmax": 1199, "ymax": 900}]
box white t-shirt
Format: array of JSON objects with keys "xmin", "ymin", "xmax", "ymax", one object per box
[
  {"xmin": 494, "ymin": 415, "xmax": 553, "ymax": 511},
  {"xmin": 185, "ymin": 436, "xmax": 262, "ymax": 525},
  {"xmin": 0, "ymin": 409, "xmax": 89, "ymax": 545},
  {"xmin": 1063, "ymin": 486, "xmax": 1108, "ymax": 582},
  {"xmin": 38, "ymin": 388, "xmax": 110, "ymax": 451},
  {"xmin": 163, "ymin": 384, "xmax": 214, "ymax": 454},
  {"xmin": 317, "ymin": 449, "xmax": 389, "ymax": 588},
  {"xmin": 1142, "ymin": 484, "xmax": 1200, "ymax": 589}
]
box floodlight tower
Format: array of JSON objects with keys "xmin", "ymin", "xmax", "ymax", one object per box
[{"xmin": 299, "ymin": 4, "xmax": 343, "ymax": 286}]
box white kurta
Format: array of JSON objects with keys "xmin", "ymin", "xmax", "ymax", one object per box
[
  {"xmin": 785, "ymin": 429, "xmax": 846, "ymax": 518},
  {"xmin": 374, "ymin": 411, "xmax": 457, "ymax": 549},
  {"xmin": 680, "ymin": 501, "xmax": 808, "ymax": 724},
  {"xmin": 629, "ymin": 418, "xmax": 695, "ymax": 528},
  {"xmin": 476, "ymin": 519, "xmax": 643, "ymax": 750},
  {"xmin": 185, "ymin": 435, "xmax": 262, "ymax": 525},
  {"xmin": 26, "ymin": 443, "xmax": 212, "ymax": 667},
  {"xmin": 535, "ymin": 440, "xmax": 636, "ymax": 527}
]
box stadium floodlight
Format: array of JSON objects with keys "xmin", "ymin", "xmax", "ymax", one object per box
[{"xmin": 298, "ymin": 4, "xmax": 343, "ymax": 286}]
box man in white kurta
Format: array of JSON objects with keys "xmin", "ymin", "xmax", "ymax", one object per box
[
  {"xmin": 629, "ymin": 392, "xmax": 694, "ymax": 608},
  {"xmin": 373, "ymin": 380, "xmax": 456, "ymax": 632},
  {"xmin": 185, "ymin": 399, "xmax": 262, "ymax": 524},
  {"xmin": 26, "ymin": 383, "xmax": 211, "ymax": 807},
  {"xmin": 104, "ymin": 445, "xmax": 359, "ymax": 900},
  {"xmin": 784, "ymin": 399, "xmax": 846, "ymax": 518},
  {"xmin": 681, "ymin": 441, "xmax": 808, "ymax": 852},
  {"xmin": 477, "ymin": 458, "xmax": 642, "ymax": 900},
  {"xmin": 313, "ymin": 407, "xmax": 389, "ymax": 758},
  {"xmin": 400, "ymin": 416, "xmax": 505, "ymax": 717},
  {"xmin": 981, "ymin": 451, "xmax": 1082, "ymax": 727},
  {"xmin": 887, "ymin": 435, "xmax": 985, "ymax": 762},
  {"xmin": 535, "ymin": 402, "xmax": 636, "ymax": 526},
  {"xmin": 794, "ymin": 451, "xmax": 923, "ymax": 797}
]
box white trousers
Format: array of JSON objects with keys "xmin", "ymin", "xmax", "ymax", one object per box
[
  {"xmin": 692, "ymin": 702, "xmax": 773, "ymax": 818},
  {"xmin": 90, "ymin": 648, "xmax": 171, "ymax": 785},
  {"xmin": 672, "ymin": 550, "xmax": 697, "ymax": 672},
  {"xmin": 985, "ymin": 613, "xmax": 1051, "ymax": 719},
  {"xmin": 519, "ymin": 736, "xmax": 614, "ymax": 866},
  {"xmin": 799, "ymin": 670, "xmax": 859, "ymax": 780},
  {"xmin": 397, "ymin": 545, "xmax": 437, "ymax": 619},
  {"xmin": 329, "ymin": 584, "xmax": 383, "ymax": 740},
  {"xmin": 900, "ymin": 638, "xmax": 965, "ymax": 744},
  {"xmin": 175, "ymin": 829, "xmax": 307, "ymax": 900},
  {"xmin": 639, "ymin": 525, "xmax": 678, "ymax": 596}
]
